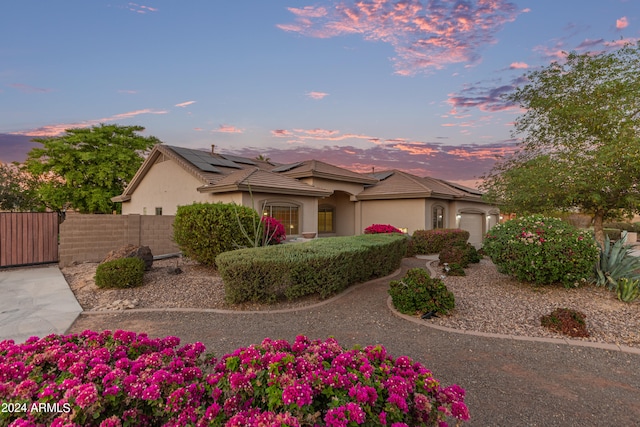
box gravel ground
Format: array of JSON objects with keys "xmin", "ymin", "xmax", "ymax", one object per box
[{"xmin": 62, "ymin": 255, "xmax": 640, "ymax": 348}]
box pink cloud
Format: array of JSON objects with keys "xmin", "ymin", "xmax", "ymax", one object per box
[
  {"xmin": 616, "ymin": 16, "xmax": 629, "ymax": 30},
  {"xmin": 306, "ymin": 91, "xmax": 329, "ymax": 100},
  {"xmin": 10, "ymin": 109, "xmax": 168, "ymax": 137},
  {"xmin": 278, "ymin": 0, "xmax": 520, "ymax": 75},
  {"xmin": 509, "ymin": 62, "xmax": 528, "ymax": 69},
  {"xmin": 175, "ymin": 100, "xmax": 196, "ymax": 108},
  {"xmin": 215, "ymin": 124, "xmax": 244, "ymax": 134},
  {"xmin": 118, "ymin": 89, "xmax": 138, "ymax": 94},
  {"xmin": 392, "ymin": 142, "xmax": 439, "ymax": 156},
  {"xmin": 276, "ymin": 128, "xmax": 377, "ymax": 143},
  {"xmin": 287, "ymin": 6, "xmax": 328, "ymax": 18},
  {"xmin": 10, "ymin": 83, "xmax": 52, "ymax": 93},
  {"xmin": 127, "ymin": 3, "xmax": 158, "ymax": 14},
  {"xmin": 271, "ymin": 129, "xmax": 293, "ymax": 138}
]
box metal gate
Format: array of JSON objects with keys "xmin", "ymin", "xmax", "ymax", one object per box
[{"xmin": 0, "ymin": 212, "xmax": 59, "ymax": 267}]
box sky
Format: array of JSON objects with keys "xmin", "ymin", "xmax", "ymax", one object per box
[{"xmin": 1, "ymin": 1, "xmax": 638, "ymax": 188}]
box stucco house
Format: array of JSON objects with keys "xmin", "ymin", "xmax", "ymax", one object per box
[{"xmin": 113, "ymin": 144, "xmax": 499, "ymax": 247}]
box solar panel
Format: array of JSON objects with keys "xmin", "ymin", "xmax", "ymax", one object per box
[
  {"xmin": 221, "ymin": 154, "xmax": 257, "ymax": 166},
  {"xmin": 170, "ymin": 146, "xmax": 241, "ymax": 171},
  {"xmin": 208, "ymin": 157, "xmax": 242, "ymax": 169},
  {"xmin": 372, "ymin": 171, "xmax": 395, "ymax": 181},
  {"xmin": 272, "ymin": 161, "xmax": 303, "ymax": 172},
  {"xmin": 191, "ymin": 161, "xmax": 221, "ymax": 173}
]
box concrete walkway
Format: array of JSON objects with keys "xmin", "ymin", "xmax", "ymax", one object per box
[{"xmin": 0, "ymin": 265, "xmax": 83, "ymax": 344}]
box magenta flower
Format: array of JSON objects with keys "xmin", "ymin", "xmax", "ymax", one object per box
[{"xmin": 0, "ymin": 332, "xmax": 469, "ymax": 426}]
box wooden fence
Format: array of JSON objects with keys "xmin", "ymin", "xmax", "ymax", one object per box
[{"xmin": 0, "ymin": 212, "xmax": 59, "ymax": 267}]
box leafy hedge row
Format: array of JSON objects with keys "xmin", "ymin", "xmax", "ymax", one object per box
[
  {"xmin": 216, "ymin": 234, "xmax": 408, "ymax": 304},
  {"xmin": 408, "ymin": 229, "xmax": 470, "ymax": 255}
]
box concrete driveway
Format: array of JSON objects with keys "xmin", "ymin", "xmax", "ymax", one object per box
[{"xmin": 0, "ymin": 265, "xmax": 82, "ymax": 344}]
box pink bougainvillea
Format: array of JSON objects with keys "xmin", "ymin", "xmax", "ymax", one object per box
[
  {"xmin": 364, "ymin": 224, "xmax": 403, "ymax": 234},
  {"xmin": 0, "ymin": 332, "xmax": 469, "ymax": 426},
  {"xmin": 261, "ymin": 216, "xmax": 286, "ymax": 244}
]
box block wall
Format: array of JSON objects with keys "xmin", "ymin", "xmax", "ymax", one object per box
[{"xmin": 58, "ymin": 213, "xmax": 179, "ymax": 267}]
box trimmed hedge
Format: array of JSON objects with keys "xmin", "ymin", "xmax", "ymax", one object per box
[
  {"xmin": 172, "ymin": 202, "xmax": 261, "ymax": 267},
  {"xmin": 409, "ymin": 228, "xmax": 470, "ymax": 255},
  {"xmin": 216, "ymin": 234, "xmax": 408, "ymax": 304},
  {"xmin": 94, "ymin": 258, "xmax": 145, "ymax": 289}
]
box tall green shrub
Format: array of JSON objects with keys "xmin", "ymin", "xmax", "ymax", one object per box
[
  {"xmin": 410, "ymin": 228, "xmax": 469, "ymax": 254},
  {"xmin": 483, "ymin": 215, "xmax": 598, "ymax": 287},
  {"xmin": 173, "ymin": 202, "xmax": 260, "ymax": 266}
]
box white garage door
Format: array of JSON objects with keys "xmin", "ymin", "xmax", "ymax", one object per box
[{"xmin": 459, "ymin": 213, "xmax": 483, "ymax": 248}]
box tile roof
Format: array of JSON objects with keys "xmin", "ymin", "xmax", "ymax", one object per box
[
  {"xmin": 356, "ymin": 170, "xmax": 481, "ymax": 201},
  {"xmin": 198, "ymin": 168, "xmax": 332, "ymax": 197},
  {"xmin": 279, "ymin": 160, "xmax": 378, "ymax": 184}
]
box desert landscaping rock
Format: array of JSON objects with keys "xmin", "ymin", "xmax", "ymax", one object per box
[{"xmin": 102, "ymin": 244, "xmax": 154, "ymax": 270}]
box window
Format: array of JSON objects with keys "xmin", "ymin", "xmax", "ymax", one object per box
[
  {"xmin": 155, "ymin": 207, "xmax": 163, "ymax": 216},
  {"xmin": 318, "ymin": 205, "xmax": 335, "ymax": 233},
  {"xmin": 433, "ymin": 205, "xmax": 444, "ymax": 229},
  {"xmin": 263, "ymin": 203, "xmax": 299, "ymax": 235}
]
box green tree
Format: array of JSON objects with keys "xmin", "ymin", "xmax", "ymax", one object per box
[
  {"xmin": 255, "ymin": 154, "xmax": 271, "ymax": 162},
  {"xmin": 23, "ymin": 124, "xmax": 161, "ymax": 214},
  {"xmin": 481, "ymin": 42, "xmax": 640, "ymax": 245},
  {"xmin": 0, "ymin": 163, "xmax": 43, "ymax": 211}
]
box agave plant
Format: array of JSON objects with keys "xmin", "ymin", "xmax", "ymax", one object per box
[{"xmin": 595, "ymin": 235, "xmax": 640, "ymax": 290}]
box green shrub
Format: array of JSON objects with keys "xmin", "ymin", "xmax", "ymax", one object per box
[
  {"xmin": 411, "ymin": 228, "xmax": 469, "ymax": 255},
  {"xmin": 483, "ymin": 215, "xmax": 598, "ymax": 287},
  {"xmin": 95, "ymin": 258, "xmax": 145, "ymax": 289},
  {"xmin": 439, "ymin": 241, "xmax": 480, "ymax": 268},
  {"xmin": 444, "ymin": 262, "xmax": 466, "ymax": 276},
  {"xmin": 388, "ymin": 268, "xmax": 455, "ymax": 315},
  {"xmin": 172, "ymin": 202, "xmax": 261, "ymax": 267},
  {"xmin": 216, "ymin": 234, "xmax": 407, "ymax": 304}
]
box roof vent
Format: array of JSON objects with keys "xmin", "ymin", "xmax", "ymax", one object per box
[{"xmin": 211, "ymin": 144, "xmax": 215, "ymax": 155}]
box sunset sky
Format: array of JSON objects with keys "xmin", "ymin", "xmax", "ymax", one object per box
[{"xmin": 1, "ymin": 1, "xmax": 638, "ymax": 187}]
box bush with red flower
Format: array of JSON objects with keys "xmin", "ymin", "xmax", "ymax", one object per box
[
  {"xmin": 261, "ymin": 216, "xmax": 286, "ymax": 245},
  {"xmin": 364, "ymin": 224, "xmax": 403, "ymax": 234},
  {"xmin": 0, "ymin": 332, "xmax": 469, "ymax": 426}
]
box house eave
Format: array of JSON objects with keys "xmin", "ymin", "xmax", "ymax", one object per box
[
  {"xmin": 198, "ymin": 184, "xmax": 332, "ymax": 198},
  {"xmin": 356, "ymin": 192, "xmax": 432, "ymax": 201},
  {"xmin": 286, "ymin": 170, "xmax": 378, "ymax": 185}
]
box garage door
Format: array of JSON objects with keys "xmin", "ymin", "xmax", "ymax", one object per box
[{"xmin": 459, "ymin": 213, "xmax": 483, "ymax": 248}]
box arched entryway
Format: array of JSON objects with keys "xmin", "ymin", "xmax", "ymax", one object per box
[{"xmin": 318, "ymin": 191, "xmax": 355, "ymax": 236}]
